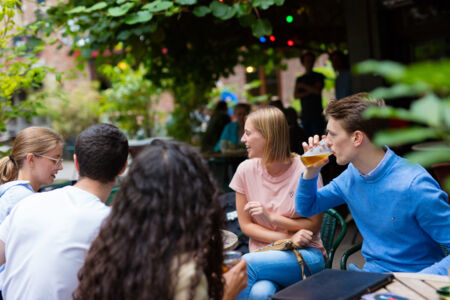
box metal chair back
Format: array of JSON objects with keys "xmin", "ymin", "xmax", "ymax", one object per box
[{"xmin": 320, "ymin": 208, "xmax": 347, "ymax": 269}]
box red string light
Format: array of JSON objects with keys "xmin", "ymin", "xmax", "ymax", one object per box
[
  {"xmin": 287, "ymin": 40, "xmax": 294, "ymax": 46},
  {"xmin": 269, "ymin": 35, "xmax": 276, "ymax": 42}
]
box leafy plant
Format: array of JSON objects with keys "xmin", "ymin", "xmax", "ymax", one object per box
[
  {"xmin": 0, "ymin": 0, "xmax": 54, "ymax": 134},
  {"xmin": 354, "ymin": 59, "xmax": 450, "ymax": 188},
  {"xmin": 36, "ymin": 0, "xmax": 287, "ymax": 142},
  {"xmin": 99, "ymin": 63, "xmax": 161, "ymax": 139},
  {"xmin": 34, "ymin": 82, "xmax": 101, "ymax": 139}
]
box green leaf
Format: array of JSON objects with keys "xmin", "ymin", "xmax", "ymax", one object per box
[
  {"xmin": 410, "ymin": 94, "xmax": 442, "ymax": 127},
  {"xmin": 142, "ymin": 1, "xmax": 173, "ymax": 12},
  {"xmin": 373, "ymin": 127, "xmax": 439, "ymax": 147},
  {"xmin": 117, "ymin": 30, "xmax": 131, "ymax": 40},
  {"xmin": 443, "ymin": 98, "xmax": 450, "ymax": 128},
  {"xmin": 250, "ymin": 0, "xmax": 276, "ymax": 9},
  {"xmin": 108, "ymin": 3, "xmax": 134, "ymax": 17},
  {"xmin": 364, "ymin": 106, "xmax": 423, "ymax": 125},
  {"xmin": 210, "ymin": 1, "xmax": 231, "ymax": 18},
  {"xmin": 274, "ymin": 0, "xmax": 285, "ymax": 5},
  {"xmin": 192, "ymin": 6, "xmax": 210, "ymax": 17},
  {"xmin": 116, "ymin": 0, "xmax": 126, "ymax": 3},
  {"xmin": 125, "ymin": 11, "xmax": 153, "ymax": 25},
  {"xmin": 66, "ymin": 6, "xmax": 86, "ymax": 14},
  {"xmin": 370, "ymin": 83, "xmax": 430, "ymax": 99},
  {"xmin": 86, "ymin": 2, "xmax": 107, "ymax": 12},
  {"xmin": 251, "ymin": 18, "xmax": 272, "ymax": 37},
  {"xmin": 233, "ymin": 2, "xmax": 250, "ymax": 16},
  {"xmin": 405, "ymin": 148, "xmax": 450, "ymax": 167},
  {"xmin": 354, "ymin": 60, "xmax": 405, "ymax": 82},
  {"xmin": 175, "ymin": 0, "xmax": 197, "ymax": 5}
]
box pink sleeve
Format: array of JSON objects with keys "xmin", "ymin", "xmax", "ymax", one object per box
[{"xmin": 229, "ymin": 161, "xmax": 247, "ymax": 195}]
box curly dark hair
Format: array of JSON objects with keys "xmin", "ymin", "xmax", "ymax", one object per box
[{"xmin": 74, "ymin": 140, "xmax": 224, "ymax": 300}]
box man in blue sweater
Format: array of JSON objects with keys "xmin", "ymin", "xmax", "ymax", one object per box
[{"xmin": 295, "ymin": 93, "xmax": 450, "ymax": 275}]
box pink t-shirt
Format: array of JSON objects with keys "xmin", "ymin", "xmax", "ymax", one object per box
[{"xmin": 229, "ymin": 155, "xmax": 326, "ymax": 257}]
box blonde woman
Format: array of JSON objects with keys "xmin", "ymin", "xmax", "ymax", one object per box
[
  {"xmin": 229, "ymin": 107, "xmax": 325, "ymax": 300},
  {"xmin": 0, "ymin": 127, "xmax": 64, "ymax": 223}
]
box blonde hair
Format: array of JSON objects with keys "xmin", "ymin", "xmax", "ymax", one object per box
[
  {"xmin": 246, "ymin": 107, "xmax": 291, "ymax": 164},
  {"xmin": 0, "ymin": 127, "xmax": 64, "ymax": 184}
]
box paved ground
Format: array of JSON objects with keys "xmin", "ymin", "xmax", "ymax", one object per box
[{"xmin": 332, "ymin": 221, "xmax": 365, "ymax": 269}]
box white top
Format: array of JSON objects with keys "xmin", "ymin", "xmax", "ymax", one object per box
[{"xmin": 0, "ymin": 186, "xmax": 110, "ymax": 300}]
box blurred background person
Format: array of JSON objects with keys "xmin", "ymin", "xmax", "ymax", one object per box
[
  {"xmin": 284, "ymin": 107, "xmax": 307, "ymax": 155},
  {"xmin": 74, "ymin": 140, "xmax": 247, "ymax": 300},
  {"xmin": 201, "ymin": 101, "xmax": 231, "ymax": 153},
  {"xmin": 330, "ymin": 50, "xmax": 352, "ymax": 100},
  {"xmin": 215, "ymin": 103, "xmax": 250, "ymax": 152},
  {"xmin": 294, "ymin": 51, "xmax": 326, "ymax": 138}
]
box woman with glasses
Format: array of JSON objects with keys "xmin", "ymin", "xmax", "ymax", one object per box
[{"xmin": 0, "ymin": 126, "xmax": 64, "ymax": 224}]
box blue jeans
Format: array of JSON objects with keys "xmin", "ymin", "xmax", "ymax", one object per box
[{"xmin": 237, "ymin": 247, "xmax": 325, "ymax": 300}]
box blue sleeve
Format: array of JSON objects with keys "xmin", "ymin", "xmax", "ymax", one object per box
[
  {"xmin": 412, "ymin": 174, "xmax": 450, "ymax": 248},
  {"xmin": 0, "ymin": 186, "xmax": 34, "ymax": 224},
  {"xmin": 295, "ymin": 174, "xmax": 345, "ymax": 217},
  {"xmin": 412, "ymin": 174, "xmax": 450, "ymax": 275},
  {"xmin": 419, "ymin": 255, "xmax": 450, "ymax": 275}
]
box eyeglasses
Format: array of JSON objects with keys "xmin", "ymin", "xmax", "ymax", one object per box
[{"xmin": 35, "ymin": 154, "xmax": 63, "ymax": 167}]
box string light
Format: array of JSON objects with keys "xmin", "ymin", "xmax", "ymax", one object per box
[
  {"xmin": 269, "ymin": 35, "xmax": 276, "ymax": 42},
  {"xmin": 259, "ymin": 37, "xmax": 267, "ymax": 43},
  {"xmin": 287, "ymin": 40, "xmax": 294, "ymax": 47},
  {"xmin": 286, "ymin": 15, "xmax": 293, "ymax": 23},
  {"xmin": 246, "ymin": 66, "xmax": 255, "ymax": 73}
]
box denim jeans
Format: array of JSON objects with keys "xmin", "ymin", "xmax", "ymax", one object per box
[{"xmin": 237, "ymin": 247, "xmax": 325, "ymax": 300}]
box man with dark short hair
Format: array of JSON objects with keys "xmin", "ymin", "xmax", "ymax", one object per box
[
  {"xmin": 0, "ymin": 123, "xmax": 128, "ymax": 299},
  {"xmin": 295, "ymin": 93, "xmax": 450, "ymax": 274}
]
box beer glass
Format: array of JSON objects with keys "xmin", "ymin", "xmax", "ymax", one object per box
[
  {"xmin": 300, "ymin": 139, "xmax": 332, "ymax": 167},
  {"xmin": 222, "ymin": 250, "xmax": 242, "ymax": 273}
]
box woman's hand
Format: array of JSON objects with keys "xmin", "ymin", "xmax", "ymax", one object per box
[
  {"xmin": 291, "ymin": 229, "xmax": 313, "ymax": 248},
  {"xmin": 222, "ymin": 259, "xmax": 247, "ymax": 300},
  {"xmin": 244, "ymin": 201, "xmax": 272, "ymax": 223}
]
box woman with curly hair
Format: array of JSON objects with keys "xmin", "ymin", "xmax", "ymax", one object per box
[
  {"xmin": 230, "ymin": 107, "xmax": 326, "ymax": 299},
  {"xmin": 74, "ymin": 140, "xmax": 247, "ymax": 300}
]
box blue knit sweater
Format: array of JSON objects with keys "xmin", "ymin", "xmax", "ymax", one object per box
[{"xmin": 295, "ymin": 148, "xmax": 450, "ymax": 273}]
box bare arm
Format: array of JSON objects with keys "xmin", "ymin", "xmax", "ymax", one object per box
[
  {"xmin": 0, "ymin": 240, "xmax": 5, "ymax": 266},
  {"xmin": 237, "ymin": 192, "xmax": 323, "ymax": 245},
  {"xmin": 269, "ymin": 212, "xmax": 323, "ymax": 234},
  {"xmin": 236, "ymin": 192, "xmax": 290, "ymax": 244}
]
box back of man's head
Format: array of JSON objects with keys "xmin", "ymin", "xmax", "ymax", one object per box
[
  {"xmin": 75, "ymin": 123, "xmax": 128, "ymax": 183},
  {"xmin": 324, "ymin": 93, "xmax": 389, "ymax": 140}
]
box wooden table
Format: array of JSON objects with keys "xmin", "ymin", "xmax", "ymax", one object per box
[{"xmin": 372, "ymin": 272, "xmax": 449, "ymax": 300}]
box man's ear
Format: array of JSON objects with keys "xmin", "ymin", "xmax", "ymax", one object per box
[
  {"xmin": 73, "ymin": 154, "xmax": 80, "ymax": 172},
  {"xmin": 353, "ymin": 130, "xmax": 364, "ymax": 147}
]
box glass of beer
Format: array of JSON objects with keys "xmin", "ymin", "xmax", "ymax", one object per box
[
  {"xmin": 222, "ymin": 250, "xmax": 242, "ymax": 273},
  {"xmin": 300, "ymin": 139, "xmax": 332, "ymax": 167}
]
